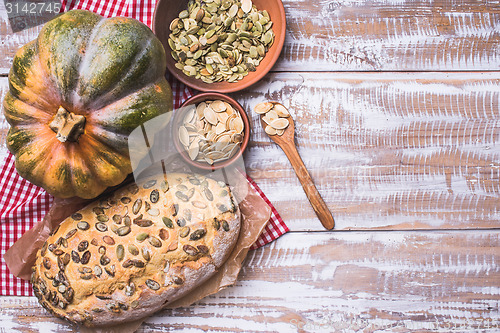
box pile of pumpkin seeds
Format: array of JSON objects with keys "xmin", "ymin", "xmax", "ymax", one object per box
[
  {"xmin": 178, "ymin": 100, "xmax": 244, "ymax": 164},
  {"xmin": 254, "ymin": 102, "xmax": 290, "ymax": 136},
  {"xmin": 168, "ymin": 0, "xmax": 275, "ymax": 83}
]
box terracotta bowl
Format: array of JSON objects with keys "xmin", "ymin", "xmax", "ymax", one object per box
[
  {"xmin": 153, "ymin": 0, "xmax": 286, "ymax": 93},
  {"xmin": 172, "ymin": 92, "xmax": 250, "ymax": 171}
]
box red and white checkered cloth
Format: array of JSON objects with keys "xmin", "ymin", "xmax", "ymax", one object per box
[{"xmin": 0, "ymin": 0, "xmax": 288, "ymax": 297}]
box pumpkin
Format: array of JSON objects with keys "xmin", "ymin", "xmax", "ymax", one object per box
[{"xmin": 3, "ymin": 10, "xmax": 173, "ymax": 199}]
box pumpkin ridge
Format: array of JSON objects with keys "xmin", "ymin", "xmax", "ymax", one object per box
[
  {"xmin": 84, "ymin": 37, "xmax": 157, "ymax": 111},
  {"xmin": 70, "ymin": 15, "xmax": 107, "ymax": 107}
]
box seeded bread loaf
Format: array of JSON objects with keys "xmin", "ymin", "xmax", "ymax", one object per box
[{"xmin": 31, "ymin": 173, "xmax": 241, "ymax": 327}]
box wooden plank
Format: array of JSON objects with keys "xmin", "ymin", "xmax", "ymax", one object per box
[
  {"xmin": 1, "ymin": 73, "xmax": 499, "ymax": 231},
  {"xmin": 232, "ymin": 72, "xmax": 500, "ymax": 231},
  {"xmin": 0, "ymin": 231, "xmax": 499, "ymax": 332},
  {"xmin": 0, "ymin": 0, "xmax": 500, "ymax": 74},
  {"xmin": 278, "ymin": 0, "xmax": 500, "ymax": 71}
]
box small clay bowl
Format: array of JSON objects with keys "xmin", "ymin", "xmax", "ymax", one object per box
[
  {"xmin": 153, "ymin": 0, "xmax": 286, "ymax": 93},
  {"xmin": 173, "ymin": 92, "xmax": 250, "ymax": 170}
]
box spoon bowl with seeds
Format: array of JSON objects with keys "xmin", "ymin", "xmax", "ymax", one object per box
[{"xmin": 255, "ymin": 102, "xmax": 335, "ymax": 230}]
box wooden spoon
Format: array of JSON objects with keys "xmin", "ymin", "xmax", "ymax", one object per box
[{"xmin": 260, "ymin": 104, "xmax": 335, "ymax": 230}]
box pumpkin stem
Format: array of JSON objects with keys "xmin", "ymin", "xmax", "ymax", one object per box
[{"xmin": 49, "ymin": 107, "xmax": 86, "ymax": 143}]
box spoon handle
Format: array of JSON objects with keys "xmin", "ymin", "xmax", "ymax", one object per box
[{"xmin": 279, "ymin": 141, "xmax": 335, "ymax": 230}]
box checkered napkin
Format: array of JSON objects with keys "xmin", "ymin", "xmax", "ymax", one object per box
[{"xmin": 0, "ymin": 0, "xmax": 288, "ymax": 296}]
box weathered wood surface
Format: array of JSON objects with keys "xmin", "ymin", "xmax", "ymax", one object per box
[
  {"xmin": 0, "ymin": 231, "xmax": 499, "ymax": 332},
  {"xmin": 1, "ymin": 0, "xmax": 500, "ymax": 73},
  {"xmin": 1, "ymin": 0, "xmax": 499, "ymax": 332},
  {"xmin": 234, "ymin": 72, "xmax": 500, "ymax": 231},
  {"xmin": 1, "ymin": 73, "xmax": 498, "ymax": 232}
]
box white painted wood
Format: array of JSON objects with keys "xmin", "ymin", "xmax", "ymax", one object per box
[
  {"xmin": 235, "ymin": 72, "xmax": 500, "ymax": 231},
  {"xmin": 0, "ymin": 231, "xmax": 499, "ymax": 332},
  {"xmin": 1, "ymin": 0, "xmax": 500, "ymax": 74}
]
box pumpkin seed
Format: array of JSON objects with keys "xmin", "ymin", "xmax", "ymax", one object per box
[
  {"xmin": 203, "ymin": 187, "xmax": 214, "ymax": 201},
  {"xmin": 146, "ymin": 279, "xmax": 160, "ymax": 290},
  {"xmin": 167, "ymin": 241, "xmax": 179, "ymax": 252},
  {"xmin": 143, "ymin": 179, "xmax": 157, "ymax": 189},
  {"xmin": 100, "ymin": 255, "xmax": 110, "ymax": 266},
  {"xmin": 197, "ymin": 245, "xmax": 209, "ymax": 254},
  {"xmin": 123, "ymin": 216, "xmax": 131, "ymax": 226},
  {"xmin": 213, "ymin": 218, "xmax": 221, "ymax": 230},
  {"xmin": 148, "ymin": 236, "xmax": 162, "ymax": 248},
  {"xmin": 91, "ymin": 238, "xmax": 98, "ymax": 246},
  {"xmin": 192, "ymin": 201, "xmax": 207, "ymax": 209},
  {"xmin": 81, "ymin": 251, "xmax": 91, "ymax": 265},
  {"xmin": 78, "ymin": 240, "xmax": 89, "ymax": 252},
  {"xmin": 190, "ymin": 229, "xmax": 207, "ymax": 241},
  {"xmin": 121, "ymin": 197, "xmax": 131, "ymax": 204},
  {"xmin": 41, "ymin": 242, "xmax": 48, "ymax": 256},
  {"xmin": 71, "ymin": 250, "xmax": 80, "ymax": 263},
  {"xmin": 177, "ymin": 218, "xmax": 187, "ymax": 227},
  {"xmin": 116, "ymin": 226, "xmax": 131, "ymax": 236},
  {"xmin": 98, "ymin": 246, "xmax": 106, "ymax": 255},
  {"xmin": 222, "ymin": 220, "xmax": 230, "ymax": 231},
  {"xmin": 105, "ymin": 265, "xmax": 115, "ymax": 277},
  {"xmin": 180, "ymin": 226, "xmax": 190, "ymax": 238},
  {"xmin": 147, "ymin": 208, "xmax": 160, "ymax": 216},
  {"xmin": 71, "ymin": 213, "xmax": 83, "ymax": 220},
  {"xmin": 77, "ymin": 221, "xmax": 90, "ymax": 230},
  {"xmin": 128, "ymin": 244, "xmax": 139, "ymax": 256},
  {"xmin": 150, "ymin": 190, "xmax": 160, "ymax": 203},
  {"xmin": 93, "ymin": 207, "xmax": 104, "ymax": 215},
  {"xmin": 184, "ymin": 244, "xmax": 199, "ymax": 256},
  {"xmin": 160, "ymin": 180, "xmax": 169, "ymax": 192},
  {"xmin": 43, "ymin": 257, "xmax": 51, "ymax": 269},
  {"xmin": 184, "ymin": 209, "xmax": 192, "ymax": 221},
  {"xmin": 175, "ymin": 191, "xmax": 189, "ymax": 202},
  {"xmin": 125, "ymin": 283, "xmax": 136, "ymax": 296},
  {"xmin": 63, "ymin": 287, "xmax": 74, "ymax": 302},
  {"xmin": 116, "ymin": 245, "xmax": 125, "ymax": 261},
  {"xmin": 95, "ymin": 222, "xmax": 108, "ymax": 232},
  {"xmin": 217, "ymin": 203, "xmax": 228, "ymax": 212},
  {"xmin": 136, "ymin": 233, "xmax": 149, "ymax": 242},
  {"xmin": 94, "ymin": 265, "xmax": 102, "ymax": 277},
  {"xmin": 132, "ymin": 199, "xmax": 142, "ymax": 214},
  {"xmin": 102, "ymin": 236, "xmax": 115, "ymax": 245},
  {"xmin": 142, "ymin": 246, "xmax": 151, "ymax": 261},
  {"xmin": 163, "ymin": 217, "xmax": 174, "ymax": 228},
  {"xmin": 53, "ymin": 249, "xmax": 64, "ymax": 256},
  {"xmin": 134, "ymin": 218, "xmax": 153, "ymax": 227},
  {"xmin": 159, "ymin": 228, "xmax": 169, "ymax": 240},
  {"xmin": 112, "ymin": 214, "xmax": 122, "ymax": 223},
  {"xmin": 65, "ymin": 229, "xmax": 77, "ymax": 239},
  {"xmin": 172, "ymin": 276, "xmax": 184, "ymax": 285},
  {"xmin": 122, "ymin": 259, "xmax": 133, "ymax": 268}
]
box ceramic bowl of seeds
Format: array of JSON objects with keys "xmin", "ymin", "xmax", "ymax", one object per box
[
  {"xmin": 173, "ymin": 92, "xmax": 250, "ymax": 170},
  {"xmin": 153, "ymin": 0, "xmax": 286, "ymax": 93}
]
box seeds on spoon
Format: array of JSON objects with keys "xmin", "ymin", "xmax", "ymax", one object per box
[{"xmin": 254, "ymin": 102, "xmax": 290, "ymax": 136}]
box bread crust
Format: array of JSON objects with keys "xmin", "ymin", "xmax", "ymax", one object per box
[{"xmin": 31, "ymin": 173, "xmax": 241, "ymax": 327}]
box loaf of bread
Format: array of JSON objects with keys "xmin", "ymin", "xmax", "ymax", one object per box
[{"xmin": 31, "ymin": 173, "xmax": 241, "ymax": 327}]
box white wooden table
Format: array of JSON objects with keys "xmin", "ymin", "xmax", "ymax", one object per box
[{"xmin": 1, "ymin": 0, "xmax": 499, "ymax": 331}]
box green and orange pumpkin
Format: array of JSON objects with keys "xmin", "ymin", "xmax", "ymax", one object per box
[{"xmin": 3, "ymin": 10, "xmax": 173, "ymax": 199}]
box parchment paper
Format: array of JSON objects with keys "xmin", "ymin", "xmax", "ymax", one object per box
[{"xmin": 4, "ymin": 170, "xmax": 271, "ymax": 332}]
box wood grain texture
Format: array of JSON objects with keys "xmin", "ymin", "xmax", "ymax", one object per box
[
  {"xmin": 1, "ymin": 0, "xmax": 500, "ymax": 74},
  {"xmin": 278, "ymin": 0, "xmax": 500, "ymax": 71},
  {"xmin": 0, "ymin": 231, "xmax": 499, "ymax": 332},
  {"xmin": 234, "ymin": 72, "xmax": 500, "ymax": 231}
]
